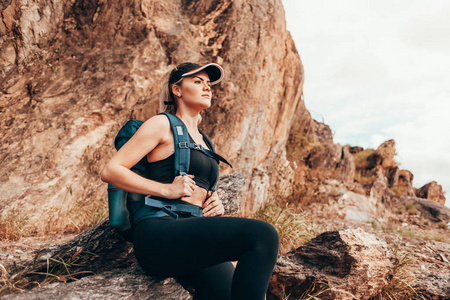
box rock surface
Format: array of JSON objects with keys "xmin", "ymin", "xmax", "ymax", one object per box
[
  {"xmin": 0, "ymin": 173, "xmax": 245, "ymax": 299},
  {"xmin": 216, "ymin": 173, "xmax": 246, "ymax": 217},
  {"xmin": 367, "ymin": 139, "xmax": 397, "ymax": 171},
  {"xmin": 402, "ymin": 196, "xmax": 450, "ymax": 223},
  {"xmin": 0, "ymin": 0, "xmax": 304, "ymax": 232},
  {"xmin": 2, "ymin": 225, "xmax": 403, "ymax": 300},
  {"xmin": 2, "ymin": 267, "xmax": 192, "ymax": 300},
  {"xmin": 416, "ymin": 181, "xmax": 446, "ymax": 206},
  {"xmin": 305, "ymin": 144, "xmax": 355, "ymax": 183},
  {"xmin": 268, "ymin": 228, "xmax": 398, "ymax": 300}
]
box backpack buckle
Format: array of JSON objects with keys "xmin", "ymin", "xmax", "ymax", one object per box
[
  {"xmin": 194, "ymin": 143, "xmax": 203, "ymax": 150},
  {"xmin": 179, "ymin": 142, "xmax": 188, "ymax": 149}
]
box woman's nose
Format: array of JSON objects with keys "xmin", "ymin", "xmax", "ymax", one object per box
[{"xmin": 203, "ymin": 83, "xmax": 211, "ymax": 91}]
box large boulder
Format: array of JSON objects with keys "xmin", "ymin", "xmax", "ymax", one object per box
[
  {"xmin": 416, "ymin": 181, "xmax": 446, "ymax": 206},
  {"xmin": 402, "ymin": 196, "xmax": 450, "ymax": 223},
  {"xmin": 367, "ymin": 139, "xmax": 397, "ymax": 170},
  {"xmin": 268, "ymin": 228, "xmax": 397, "ymax": 300}
]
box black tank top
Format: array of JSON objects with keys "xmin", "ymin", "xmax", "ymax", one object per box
[{"xmin": 144, "ymin": 131, "xmax": 219, "ymax": 191}]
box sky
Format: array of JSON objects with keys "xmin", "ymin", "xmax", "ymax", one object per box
[{"xmin": 281, "ymin": 0, "xmax": 450, "ymax": 206}]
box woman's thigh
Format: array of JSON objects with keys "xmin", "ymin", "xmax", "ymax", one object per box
[{"xmin": 133, "ymin": 216, "xmax": 277, "ymax": 277}]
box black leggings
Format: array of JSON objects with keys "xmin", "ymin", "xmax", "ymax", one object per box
[{"xmin": 133, "ymin": 216, "xmax": 279, "ymax": 300}]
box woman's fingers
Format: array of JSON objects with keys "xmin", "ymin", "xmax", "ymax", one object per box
[
  {"xmin": 203, "ymin": 195, "xmax": 224, "ymax": 217},
  {"xmin": 203, "ymin": 197, "xmax": 213, "ymax": 208},
  {"xmin": 170, "ymin": 175, "xmax": 196, "ymax": 198},
  {"xmin": 203, "ymin": 205, "xmax": 224, "ymax": 217},
  {"xmin": 180, "ymin": 175, "xmax": 196, "ymax": 188},
  {"xmin": 183, "ymin": 179, "xmax": 195, "ymax": 195}
]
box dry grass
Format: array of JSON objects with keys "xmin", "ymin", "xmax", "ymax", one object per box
[
  {"xmin": 0, "ymin": 247, "xmax": 96, "ymax": 297},
  {"xmin": 0, "ymin": 200, "xmax": 107, "ymax": 241},
  {"xmin": 297, "ymin": 282, "xmax": 328, "ymax": 300},
  {"xmin": 392, "ymin": 185, "xmax": 409, "ymax": 197},
  {"xmin": 253, "ymin": 204, "xmax": 327, "ymax": 254},
  {"xmin": 374, "ymin": 243, "xmax": 426, "ymax": 300},
  {"xmin": 286, "ymin": 134, "xmax": 312, "ymax": 162},
  {"xmin": 0, "ymin": 198, "xmax": 107, "ymax": 294},
  {"xmin": 405, "ymin": 203, "xmax": 418, "ymax": 215},
  {"xmin": 397, "ymin": 203, "xmax": 419, "ymax": 216},
  {"xmin": 383, "ymin": 222, "xmax": 449, "ymax": 243},
  {"xmin": 42, "ymin": 200, "xmax": 108, "ymax": 236},
  {"xmin": 0, "ymin": 211, "xmax": 30, "ymax": 241},
  {"xmin": 281, "ymin": 281, "xmax": 328, "ymax": 300},
  {"xmin": 437, "ymin": 221, "xmax": 448, "ymax": 229},
  {"xmin": 352, "ymin": 148, "xmax": 374, "ymax": 170},
  {"xmin": 351, "ymin": 149, "xmax": 379, "ymax": 186},
  {"xmin": 354, "ymin": 172, "xmax": 377, "ymax": 185},
  {"xmin": 280, "ymin": 181, "xmax": 331, "ymax": 210}
]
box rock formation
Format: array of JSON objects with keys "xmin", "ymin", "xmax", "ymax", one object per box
[
  {"xmin": 268, "ymin": 228, "xmax": 398, "ymax": 300},
  {"xmin": 416, "ymin": 181, "xmax": 446, "ymax": 206},
  {"xmin": 0, "ymin": 222, "xmax": 400, "ymax": 299},
  {"xmin": 402, "ymin": 196, "xmax": 450, "ymax": 223},
  {"xmin": 367, "ymin": 139, "xmax": 396, "ymax": 171},
  {"xmin": 0, "ymin": 0, "xmax": 304, "ymax": 233},
  {"xmin": 305, "ymin": 143, "xmax": 355, "ymax": 183}
]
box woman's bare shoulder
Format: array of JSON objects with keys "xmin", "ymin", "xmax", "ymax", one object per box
[{"xmin": 139, "ymin": 114, "xmax": 171, "ymax": 133}]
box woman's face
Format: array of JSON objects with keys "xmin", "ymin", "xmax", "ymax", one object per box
[{"xmin": 174, "ymin": 71, "xmax": 212, "ymax": 111}]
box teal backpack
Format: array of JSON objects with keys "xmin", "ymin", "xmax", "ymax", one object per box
[{"xmin": 107, "ymin": 113, "xmax": 231, "ymax": 241}]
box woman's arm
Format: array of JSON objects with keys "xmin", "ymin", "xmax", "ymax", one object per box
[{"xmin": 100, "ymin": 115, "xmax": 195, "ymax": 199}]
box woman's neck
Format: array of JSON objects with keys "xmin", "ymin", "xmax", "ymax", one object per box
[{"xmin": 176, "ymin": 111, "xmax": 200, "ymax": 133}]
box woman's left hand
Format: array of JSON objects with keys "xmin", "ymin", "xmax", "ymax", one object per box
[{"xmin": 202, "ymin": 191, "xmax": 224, "ymax": 217}]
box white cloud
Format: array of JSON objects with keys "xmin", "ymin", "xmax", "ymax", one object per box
[
  {"xmin": 398, "ymin": 2, "xmax": 450, "ymax": 53},
  {"xmin": 282, "ymin": 0, "xmax": 450, "ymax": 205}
]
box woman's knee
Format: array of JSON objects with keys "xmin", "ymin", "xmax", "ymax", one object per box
[{"xmin": 248, "ymin": 220, "xmax": 279, "ymax": 258}]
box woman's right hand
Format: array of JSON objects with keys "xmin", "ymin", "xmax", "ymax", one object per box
[{"xmin": 164, "ymin": 175, "xmax": 196, "ymax": 199}]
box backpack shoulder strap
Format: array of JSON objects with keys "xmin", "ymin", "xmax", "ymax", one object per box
[
  {"xmin": 159, "ymin": 113, "xmax": 190, "ymax": 176},
  {"xmin": 159, "ymin": 113, "xmax": 233, "ymax": 195},
  {"xmin": 200, "ymin": 130, "xmax": 215, "ymax": 152}
]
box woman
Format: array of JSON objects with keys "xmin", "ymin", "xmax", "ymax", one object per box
[{"xmin": 101, "ymin": 62, "xmax": 279, "ymax": 300}]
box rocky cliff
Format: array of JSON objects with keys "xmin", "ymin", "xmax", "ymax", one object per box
[{"xmin": 1, "ymin": 0, "xmax": 303, "ymax": 233}]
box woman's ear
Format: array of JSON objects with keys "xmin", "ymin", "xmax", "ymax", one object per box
[{"xmin": 172, "ymin": 85, "xmax": 181, "ymax": 98}]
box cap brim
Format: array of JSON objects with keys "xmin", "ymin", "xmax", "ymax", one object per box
[{"xmin": 181, "ymin": 63, "xmax": 224, "ymax": 85}]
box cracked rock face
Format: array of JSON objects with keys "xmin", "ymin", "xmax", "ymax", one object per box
[
  {"xmin": 0, "ymin": 0, "xmax": 304, "ymax": 230},
  {"xmin": 3, "ymin": 267, "xmax": 193, "ymax": 300}
]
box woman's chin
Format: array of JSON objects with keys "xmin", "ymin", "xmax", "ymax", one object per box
[{"xmin": 198, "ymin": 101, "xmax": 211, "ymax": 110}]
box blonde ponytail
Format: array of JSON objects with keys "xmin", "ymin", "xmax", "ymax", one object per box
[{"xmin": 159, "ymin": 75, "xmax": 182, "ymax": 114}]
